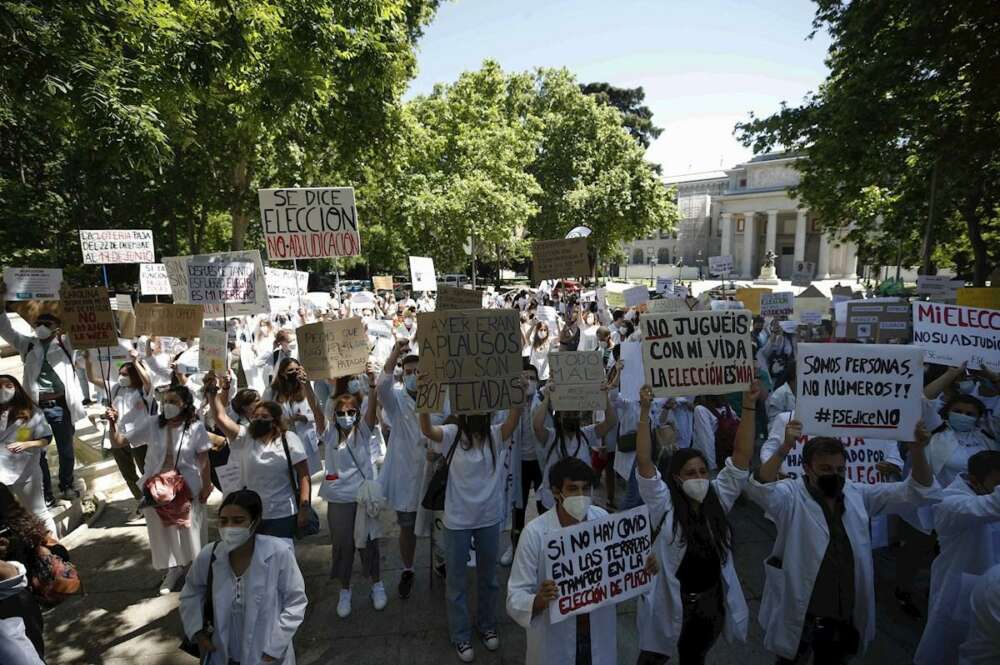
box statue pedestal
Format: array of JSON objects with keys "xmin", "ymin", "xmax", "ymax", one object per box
[{"xmin": 755, "ymin": 265, "xmax": 780, "ymax": 285}]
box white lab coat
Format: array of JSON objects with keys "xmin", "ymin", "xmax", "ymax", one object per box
[
  {"xmin": 914, "ymin": 477, "xmax": 1000, "ymax": 665},
  {"xmin": 636, "ymin": 458, "xmax": 750, "ymax": 655},
  {"xmin": 744, "ymin": 473, "xmax": 940, "ymax": 660},
  {"xmin": 506, "ymin": 506, "xmax": 617, "ymax": 665},
  {"xmin": 0, "ymin": 317, "xmax": 85, "ymax": 422},
  {"xmin": 377, "ymin": 374, "xmax": 429, "ymax": 513},
  {"xmin": 180, "ymin": 535, "xmax": 307, "ymax": 665},
  {"xmin": 959, "ymin": 563, "xmax": 1000, "ymax": 665}
]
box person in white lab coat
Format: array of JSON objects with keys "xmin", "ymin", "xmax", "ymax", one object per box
[
  {"xmin": 180, "ymin": 489, "xmax": 307, "ymax": 665},
  {"xmin": 959, "ymin": 562, "xmax": 1000, "ymax": 665},
  {"xmin": 765, "ymin": 360, "xmax": 796, "ymax": 425},
  {"xmin": 0, "ymin": 376, "xmax": 55, "ymax": 534},
  {"xmin": 746, "ymin": 423, "xmax": 939, "ymax": 664},
  {"xmin": 507, "ymin": 456, "xmax": 632, "ymax": 665},
  {"xmin": 914, "ymin": 450, "xmax": 1000, "ymax": 665},
  {"xmin": 633, "ymin": 382, "xmax": 758, "ymax": 665}
]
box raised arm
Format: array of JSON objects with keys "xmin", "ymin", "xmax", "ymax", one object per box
[
  {"xmin": 419, "ymin": 412, "xmax": 444, "ymax": 444},
  {"xmin": 363, "ymin": 367, "xmax": 378, "ymax": 429},
  {"xmin": 206, "ymin": 374, "xmax": 240, "ymax": 440},
  {"xmin": 130, "ymin": 350, "xmax": 153, "ymax": 395},
  {"xmin": 0, "ymin": 282, "xmax": 31, "ymax": 351},
  {"xmin": 731, "ymin": 380, "xmax": 762, "ymax": 470},
  {"xmin": 924, "ymin": 362, "xmax": 965, "ymax": 399},
  {"xmin": 533, "ymin": 385, "xmax": 553, "ymax": 442},
  {"xmin": 500, "ymin": 405, "xmax": 523, "ymax": 442},
  {"xmin": 636, "ymin": 385, "xmax": 656, "ymax": 479},
  {"xmin": 908, "ymin": 420, "xmax": 933, "ymax": 487},
  {"xmin": 84, "ymin": 350, "xmax": 109, "ymax": 392},
  {"xmin": 300, "ymin": 370, "xmax": 325, "ymax": 436},
  {"xmin": 756, "ymin": 418, "xmax": 802, "ymax": 483},
  {"xmin": 594, "ymin": 383, "xmax": 617, "ymax": 438}
]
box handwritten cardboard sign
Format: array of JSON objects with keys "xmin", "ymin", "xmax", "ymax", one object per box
[
  {"xmin": 264, "ymin": 267, "xmax": 309, "ymax": 299},
  {"xmin": 258, "ymin": 187, "xmax": 360, "ymax": 260},
  {"xmin": 415, "ymin": 309, "xmax": 525, "ymax": 414},
  {"xmin": 198, "ymin": 327, "xmax": 228, "ymax": 372},
  {"xmin": 549, "ymin": 351, "xmax": 605, "ymax": 411},
  {"xmin": 134, "ymin": 303, "xmax": 204, "ymax": 338},
  {"xmin": 916, "ymin": 275, "xmax": 964, "ymax": 301},
  {"xmin": 623, "ymin": 285, "xmax": 649, "ymax": 308},
  {"xmin": 734, "ymin": 287, "xmax": 772, "ymax": 315},
  {"xmin": 845, "ymin": 301, "xmax": 911, "ymax": 342},
  {"xmin": 760, "ymin": 292, "xmax": 795, "ymax": 317},
  {"xmin": 532, "ymin": 238, "xmax": 591, "ymax": 282},
  {"xmin": 187, "ymin": 259, "xmax": 256, "ymax": 305},
  {"xmin": 708, "ymin": 255, "xmax": 733, "ymax": 276},
  {"xmin": 139, "ymin": 263, "xmax": 172, "ymax": 296},
  {"xmin": 79, "ymin": 229, "xmax": 155, "ymax": 264},
  {"xmin": 3, "ymin": 268, "xmax": 62, "ymax": 301},
  {"xmin": 436, "ymin": 286, "xmax": 484, "ymax": 311},
  {"xmin": 956, "ymin": 288, "xmax": 1000, "ymax": 310},
  {"xmin": 295, "ymin": 318, "xmax": 368, "ymax": 379},
  {"xmin": 796, "ymin": 343, "xmax": 923, "ymax": 440},
  {"xmin": 640, "ymin": 310, "xmax": 754, "ymax": 397},
  {"xmin": 545, "ymin": 506, "xmax": 653, "ymax": 624},
  {"xmin": 655, "ymin": 277, "xmax": 674, "ymax": 295},
  {"xmin": 646, "ymin": 297, "xmax": 688, "ymax": 314},
  {"xmin": 911, "ymin": 302, "xmax": 1000, "ymax": 372},
  {"xmin": 163, "ymin": 250, "xmax": 268, "ymax": 316},
  {"xmin": 372, "ymin": 275, "xmax": 394, "ymax": 291},
  {"xmin": 60, "ymin": 287, "xmax": 118, "ymax": 349}
]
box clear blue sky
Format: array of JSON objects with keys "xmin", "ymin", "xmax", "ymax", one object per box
[{"xmin": 407, "ymin": 0, "xmax": 831, "ymax": 177}]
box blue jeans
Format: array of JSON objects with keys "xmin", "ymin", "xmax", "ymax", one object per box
[
  {"xmin": 40, "ymin": 401, "xmax": 76, "ymax": 494},
  {"xmin": 443, "ymin": 522, "xmax": 500, "ymax": 645},
  {"xmin": 622, "ymin": 460, "xmax": 644, "ymax": 510},
  {"xmin": 257, "ymin": 514, "xmax": 298, "ymax": 539}
]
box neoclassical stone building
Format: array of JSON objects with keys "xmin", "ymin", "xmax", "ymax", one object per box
[{"xmin": 619, "ymin": 152, "xmax": 859, "ymax": 280}]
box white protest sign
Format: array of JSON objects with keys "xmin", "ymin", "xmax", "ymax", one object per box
[
  {"xmin": 215, "ymin": 462, "xmax": 243, "ymax": 495},
  {"xmin": 164, "ymin": 250, "xmax": 269, "ymax": 316},
  {"xmin": 775, "ymin": 428, "xmax": 902, "ymax": 484},
  {"xmin": 760, "ymin": 292, "xmax": 795, "ymax": 317},
  {"xmin": 3, "ymin": 268, "xmax": 61, "ymax": 300},
  {"xmin": 349, "ymin": 291, "xmax": 376, "ymax": 311},
  {"xmin": 258, "ymin": 187, "xmax": 360, "ymax": 260},
  {"xmin": 139, "ymin": 263, "xmax": 172, "ymax": 296},
  {"xmin": 655, "ymin": 277, "xmax": 674, "ymax": 295},
  {"xmin": 791, "ymin": 261, "xmax": 815, "ymax": 287},
  {"xmin": 549, "ymin": 351, "xmax": 605, "ymax": 411},
  {"xmin": 79, "ymin": 229, "xmax": 155, "ymax": 264},
  {"xmin": 797, "ymin": 343, "xmax": 924, "ymax": 440},
  {"xmin": 409, "ymin": 256, "xmax": 437, "ymax": 292},
  {"xmin": 264, "ymin": 267, "xmax": 309, "ymax": 298},
  {"xmin": 911, "ymin": 302, "xmax": 1000, "ymax": 372},
  {"xmin": 535, "ymin": 306, "xmax": 558, "ymax": 328},
  {"xmin": 640, "ymin": 310, "xmax": 754, "ymax": 397},
  {"xmin": 187, "ymin": 259, "xmax": 256, "ymax": 305},
  {"xmin": 545, "ymin": 505, "xmax": 654, "ymax": 624},
  {"xmin": 800, "ymin": 311, "xmax": 823, "ymax": 325},
  {"xmin": 198, "ymin": 327, "xmax": 228, "ymax": 372},
  {"xmin": 646, "ymin": 297, "xmax": 688, "ymax": 314},
  {"xmin": 618, "ymin": 340, "xmax": 643, "ymax": 402},
  {"xmin": 708, "ymin": 255, "xmax": 733, "ymax": 276},
  {"xmin": 623, "ymin": 285, "xmax": 649, "ymax": 308},
  {"xmin": 916, "ymin": 275, "xmax": 964, "ymax": 300},
  {"xmin": 304, "ymin": 291, "xmax": 331, "ymax": 310}
]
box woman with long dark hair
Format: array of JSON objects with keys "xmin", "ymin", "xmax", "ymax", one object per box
[
  {"xmin": 634, "ymin": 381, "xmax": 759, "ymax": 665},
  {"xmin": 0, "ymin": 376, "xmax": 54, "ymax": 533},
  {"xmin": 264, "ymin": 358, "xmax": 325, "ymax": 475}
]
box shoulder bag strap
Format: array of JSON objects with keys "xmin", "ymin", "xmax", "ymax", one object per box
[
  {"xmin": 280, "ymin": 432, "xmax": 301, "ymax": 515},
  {"xmin": 203, "ymin": 543, "xmax": 218, "ymax": 629},
  {"xmin": 344, "ymin": 429, "xmax": 367, "ymax": 481}
]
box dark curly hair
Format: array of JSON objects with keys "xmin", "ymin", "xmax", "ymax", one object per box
[{"xmin": 0, "ymin": 483, "xmax": 50, "ymax": 577}]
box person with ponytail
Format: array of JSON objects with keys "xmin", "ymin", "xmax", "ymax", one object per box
[
  {"xmin": 180, "ymin": 489, "xmax": 307, "ymax": 665},
  {"xmin": 264, "ymin": 358, "xmax": 325, "ymax": 475},
  {"xmin": 319, "ymin": 370, "xmax": 383, "ymax": 619},
  {"xmin": 633, "ymin": 381, "xmax": 760, "ymax": 665},
  {"xmin": 0, "ymin": 376, "xmax": 54, "ymax": 533}
]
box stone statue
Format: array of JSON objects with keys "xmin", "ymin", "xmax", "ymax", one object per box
[
  {"xmin": 763, "ymin": 250, "xmax": 777, "ymax": 269},
  {"xmin": 755, "ymin": 249, "xmax": 779, "ymax": 284}
]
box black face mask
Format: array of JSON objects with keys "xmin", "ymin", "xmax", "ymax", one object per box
[
  {"xmin": 248, "ymin": 418, "xmax": 273, "ymax": 439},
  {"xmin": 561, "ymin": 417, "xmax": 580, "ymax": 432},
  {"xmin": 813, "ymin": 473, "xmax": 845, "ymax": 498}
]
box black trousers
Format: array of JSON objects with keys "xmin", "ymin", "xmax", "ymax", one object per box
[
  {"xmin": 513, "ymin": 459, "xmax": 544, "ymax": 540},
  {"xmin": 776, "ymin": 616, "xmax": 860, "ymax": 665},
  {"xmin": 637, "ymin": 583, "xmax": 725, "ymax": 665}
]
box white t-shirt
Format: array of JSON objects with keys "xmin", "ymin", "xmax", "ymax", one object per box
[
  {"xmin": 230, "ymin": 426, "xmax": 307, "ymax": 519},
  {"xmin": 131, "ymin": 416, "xmax": 212, "ymax": 497},
  {"xmin": 0, "ymin": 409, "xmax": 51, "ymax": 485},
  {"xmin": 320, "ymin": 420, "xmax": 375, "ymax": 503},
  {"xmin": 110, "ymin": 385, "xmax": 151, "ymax": 442},
  {"xmin": 434, "ymin": 423, "xmax": 510, "ymax": 530},
  {"xmin": 539, "ymin": 424, "xmax": 600, "ymax": 508}
]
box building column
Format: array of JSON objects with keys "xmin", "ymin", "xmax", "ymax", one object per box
[
  {"xmin": 765, "ymin": 209, "xmax": 778, "ymax": 259},
  {"xmin": 742, "ymin": 212, "xmax": 756, "ymax": 278},
  {"xmin": 794, "ymin": 209, "xmax": 808, "ymax": 262},
  {"xmin": 720, "ymin": 213, "xmax": 732, "ymax": 258},
  {"xmin": 818, "ymin": 231, "xmax": 831, "ymax": 279}
]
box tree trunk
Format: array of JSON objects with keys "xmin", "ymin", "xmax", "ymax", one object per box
[
  {"xmin": 230, "ymin": 158, "xmax": 250, "ymax": 250},
  {"xmin": 918, "ymin": 160, "xmax": 939, "ymax": 276},
  {"xmin": 961, "ymin": 184, "xmax": 987, "ymax": 286}
]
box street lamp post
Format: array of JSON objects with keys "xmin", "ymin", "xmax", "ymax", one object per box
[{"xmin": 649, "ymin": 256, "xmax": 657, "ymax": 287}]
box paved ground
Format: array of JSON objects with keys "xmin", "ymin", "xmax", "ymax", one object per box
[{"xmin": 43, "ymin": 482, "xmax": 931, "ymax": 665}]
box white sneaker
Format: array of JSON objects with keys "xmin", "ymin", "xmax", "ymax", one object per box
[
  {"xmin": 455, "ymin": 641, "xmax": 475, "ymax": 662},
  {"xmin": 499, "ymin": 544, "xmax": 514, "ymax": 567},
  {"xmin": 337, "ymin": 588, "xmax": 352, "ymax": 618},
  {"xmin": 371, "ymin": 582, "xmax": 387, "ymax": 611},
  {"xmin": 159, "ymin": 567, "xmax": 185, "ymax": 595}
]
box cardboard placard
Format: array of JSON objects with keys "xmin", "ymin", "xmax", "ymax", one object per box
[
  {"xmin": 112, "ymin": 294, "xmax": 136, "ymax": 339},
  {"xmin": 845, "ymin": 301, "xmax": 911, "ymax": 342},
  {"xmin": 734, "ymin": 287, "xmax": 772, "ymax": 315},
  {"xmin": 774, "ymin": 430, "xmax": 902, "ymax": 484},
  {"xmin": 911, "ymin": 302, "xmax": 1000, "ymax": 372},
  {"xmin": 139, "ymin": 263, "xmax": 172, "ymax": 296},
  {"xmin": 415, "ymin": 310, "xmax": 525, "ymax": 414},
  {"xmin": 545, "ymin": 505, "xmax": 653, "ymax": 624},
  {"xmin": 409, "ymin": 256, "xmax": 437, "ymax": 292},
  {"xmin": 60, "ymin": 287, "xmax": 118, "ymax": 349},
  {"xmin": 3, "ymin": 268, "xmax": 62, "ymax": 301},
  {"xmin": 535, "ymin": 306, "xmax": 558, "ymax": 328},
  {"xmin": 708, "ymin": 255, "xmax": 733, "ymax": 276},
  {"xmin": 623, "ymin": 285, "xmax": 649, "ymax": 308},
  {"xmin": 436, "ymin": 286, "xmax": 484, "ymax": 311},
  {"xmin": 531, "ymin": 238, "xmax": 591, "ymax": 282},
  {"xmin": 187, "ymin": 258, "xmax": 256, "ymax": 305},
  {"xmin": 79, "ymin": 229, "xmax": 155, "ymax": 265},
  {"xmin": 295, "ymin": 318, "xmax": 368, "ymax": 379},
  {"xmin": 373, "ymin": 275, "xmax": 394, "ymax": 291},
  {"xmin": 198, "ymin": 327, "xmax": 229, "ymax": 372},
  {"xmin": 134, "ymin": 303, "xmax": 204, "ymax": 338},
  {"xmin": 796, "ymin": 343, "xmax": 923, "ymax": 441},
  {"xmin": 646, "ymin": 297, "xmax": 688, "ymax": 313},
  {"xmin": 264, "ymin": 267, "xmax": 309, "ymax": 299},
  {"xmin": 916, "ymin": 275, "xmax": 964, "ymax": 300},
  {"xmin": 163, "ymin": 250, "xmax": 269, "ymax": 316},
  {"xmin": 549, "ymin": 351, "xmax": 605, "ymax": 412},
  {"xmin": 760, "ymin": 292, "xmax": 795, "ymax": 317},
  {"xmin": 956, "ymin": 288, "xmax": 1000, "ymax": 310},
  {"xmin": 258, "ymin": 187, "xmax": 360, "ymax": 260},
  {"xmin": 655, "ymin": 277, "xmax": 674, "ymax": 295},
  {"xmin": 791, "ymin": 261, "xmax": 815, "ymax": 287},
  {"xmin": 640, "ymin": 310, "xmax": 754, "ymax": 397},
  {"xmin": 794, "ymin": 286, "xmax": 832, "ymax": 322}
]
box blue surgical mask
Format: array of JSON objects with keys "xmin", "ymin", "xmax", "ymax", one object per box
[
  {"xmin": 403, "ymin": 374, "xmax": 417, "ymax": 393},
  {"xmin": 948, "ymin": 412, "xmax": 977, "ymax": 433},
  {"xmin": 336, "ymin": 414, "xmax": 356, "ymax": 430}
]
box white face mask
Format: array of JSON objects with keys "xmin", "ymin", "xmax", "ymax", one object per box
[
  {"xmin": 537, "ymin": 330, "xmax": 548, "ymax": 340},
  {"xmin": 118, "ymin": 375, "xmax": 131, "ymax": 388},
  {"xmin": 34, "ymin": 325, "xmax": 52, "ymax": 339},
  {"xmin": 403, "ymin": 374, "xmax": 417, "ymax": 392},
  {"xmin": 561, "ymin": 495, "xmax": 591, "ymax": 522},
  {"xmin": 681, "ymin": 478, "xmax": 710, "ymax": 503},
  {"xmin": 161, "ymin": 403, "xmax": 182, "ymax": 420},
  {"xmin": 219, "ymin": 525, "xmax": 254, "ymax": 550},
  {"xmin": 0, "ymin": 387, "xmax": 14, "ymax": 404}
]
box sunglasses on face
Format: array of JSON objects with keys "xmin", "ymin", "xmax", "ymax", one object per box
[{"xmin": 335, "ymin": 410, "xmax": 358, "ymax": 417}]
